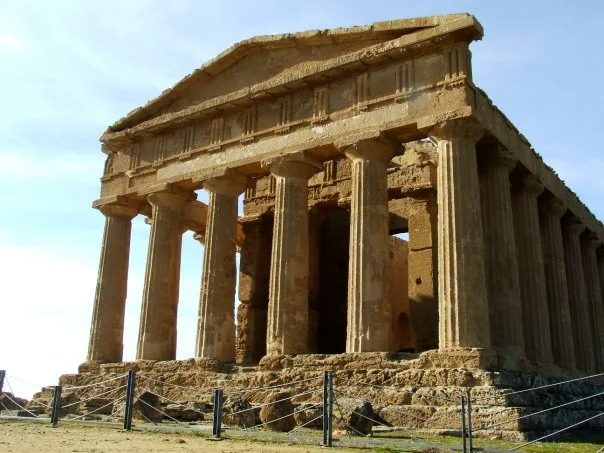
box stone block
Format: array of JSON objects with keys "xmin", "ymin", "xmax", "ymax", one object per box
[
  {"xmin": 134, "ymin": 391, "xmax": 162, "ymax": 422},
  {"xmin": 223, "ymin": 397, "xmax": 256, "ymax": 428},
  {"xmin": 293, "ymin": 403, "xmax": 323, "ymax": 428},
  {"xmin": 259, "ymin": 392, "xmax": 295, "ymax": 432}
]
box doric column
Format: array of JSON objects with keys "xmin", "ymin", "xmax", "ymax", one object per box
[
  {"xmin": 336, "ymin": 132, "xmax": 395, "ymax": 353},
  {"xmin": 540, "ymin": 198, "xmax": 575, "ymax": 368},
  {"xmin": 479, "ymin": 145, "xmax": 524, "ymax": 356},
  {"xmin": 512, "ymin": 175, "xmax": 553, "ymax": 364},
  {"xmin": 137, "ymin": 189, "xmax": 191, "ymax": 361},
  {"xmin": 236, "ymin": 215, "xmax": 271, "ymax": 364},
  {"xmin": 563, "ymin": 218, "xmax": 595, "ymax": 372},
  {"xmin": 581, "ymin": 233, "xmax": 604, "ymax": 371},
  {"xmin": 195, "ymin": 174, "xmax": 247, "ymax": 362},
  {"xmin": 431, "ymin": 119, "xmax": 491, "ymax": 349},
  {"xmin": 87, "ymin": 203, "xmax": 138, "ymax": 362},
  {"xmin": 405, "ymin": 188, "xmax": 438, "ymax": 351},
  {"xmin": 265, "ymin": 153, "xmax": 322, "ymax": 355}
]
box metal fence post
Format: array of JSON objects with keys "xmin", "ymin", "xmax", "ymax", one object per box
[
  {"xmin": 0, "ymin": 370, "xmax": 5, "ymax": 396},
  {"xmin": 123, "ymin": 370, "xmax": 136, "ymax": 431},
  {"xmin": 466, "ymin": 388, "xmax": 474, "ymax": 452},
  {"xmin": 327, "ymin": 370, "xmax": 333, "ymax": 447},
  {"xmin": 461, "ymin": 396, "xmax": 467, "ymax": 453},
  {"xmin": 322, "ymin": 370, "xmax": 329, "ymax": 446},
  {"xmin": 212, "ymin": 388, "xmax": 223, "ymax": 439},
  {"xmin": 50, "ymin": 385, "xmax": 62, "ymax": 426}
]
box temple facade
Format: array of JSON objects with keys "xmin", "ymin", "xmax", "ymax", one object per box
[{"xmin": 86, "ymin": 14, "xmax": 604, "ymax": 374}]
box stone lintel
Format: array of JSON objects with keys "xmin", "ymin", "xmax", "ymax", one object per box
[
  {"xmin": 92, "ymin": 196, "xmax": 142, "ymax": 213},
  {"xmin": 335, "ymin": 130, "xmax": 399, "ymax": 162},
  {"xmin": 262, "ymin": 151, "xmax": 323, "ymax": 179},
  {"xmin": 202, "ymin": 172, "xmax": 247, "ymax": 196}
]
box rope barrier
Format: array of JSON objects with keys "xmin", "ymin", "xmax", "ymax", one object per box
[
  {"xmin": 69, "ymin": 396, "xmax": 123, "ymax": 422},
  {"xmin": 233, "ymin": 376, "xmax": 323, "ymax": 395},
  {"xmin": 63, "ymin": 374, "xmax": 128, "ymax": 391},
  {"xmin": 334, "ymin": 389, "xmax": 444, "ymax": 426},
  {"xmin": 510, "ymin": 410, "xmax": 604, "ymax": 451},
  {"xmin": 136, "ymin": 389, "xmax": 184, "ymax": 424},
  {"xmin": 241, "ymin": 407, "xmax": 300, "ymax": 431},
  {"xmin": 5, "ymin": 374, "xmax": 46, "ymax": 389},
  {"xmin": 61, "ymin": 385, "xmax": 127, "ymax": 409},
  {"xmin": 99, "ymin": 396, "xmax": 127, "ymax": 422},
  {"xmin": 137, "ymin": 388, "xmax": 206, "ymax": 419},
  {"xmin": 287, "ymin": 411, "xmax": 323, "ymax": 435},
  {"xmin": 1, "ymin": 392, "xmax": 39, "ymax": 418},
  {"xmin": 229, "ymin": 388, "xmax": 320, "ymax": 416},
  {"xmin": 348, "ymin": 378, "xmax": 457, "ymax": 403},
  {"xmin": 29, "ymin": 398, "xmax": 52, "ymax": 409},
  {"xmin": 472, "ymin": 371, "xmax": 604, "ymax": 402},
  {"xmin": 474, "ymin": 389, "xmax": 604, "ymax": 433}
]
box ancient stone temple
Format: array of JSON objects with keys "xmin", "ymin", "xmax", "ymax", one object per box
[{"xmin": 69, "ymin": 14, "xmax": 604, "ymax": 436}]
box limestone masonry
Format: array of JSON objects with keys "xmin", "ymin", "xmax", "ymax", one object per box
[{"xmin": 61, "ymin": 14, "xmax": 604, "ymax": 437}]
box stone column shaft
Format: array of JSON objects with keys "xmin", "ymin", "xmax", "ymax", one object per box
[
  {"xmin": 196, "ymin": 175, "xmax": 246, "ymax": 362},
  {"xmin": 236, "ymin": 215, "xmax": 271, "ymax": 364},
  {"xmin": 338, "ymin": 133, "xmax": 394, "ymax": 352},
  {"xmin": 137, "ymin": 190, "xmax": 190, "ymax": 361},
  {"xmin": 540, "ymin": 198, "xmax": 575, "ymax": 368},
  {"xmin": 512, "ymin": 175, "xmax": 552, "ymax": 363},
  {"xmin": 265, "ymin": 154, "xmax": 321, "ymax": 355},
  {"xmin": 479, "ymin": 146, "xmax": 524, "ymax": 355},
  {"xmin": 432, "ymin": 120, "xmax": 491, "ymax": 349},
  {"xmin": 581, "ymin": 234, "xmax": 604, "ymax": 371},
  {"xmin": 87, "ymin": 204, "xmax": 137, "ymax": 362},
  {"xmin": 405, "ymin": 189, "xmax": 438, "ymax": 351},
  {"xmin": 563, "ymin": 219, "xmax": 595, "ymax": 372}
]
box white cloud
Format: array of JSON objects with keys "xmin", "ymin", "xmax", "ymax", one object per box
[
  {"xmin": 0, "ymin": 31, "xmax": 24, "ymax": 53},
  {"xmin": 0, "ymin": 151, "xmax": 101, "ymax": 182}
]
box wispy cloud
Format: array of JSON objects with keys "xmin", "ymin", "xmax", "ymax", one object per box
[{"xmin": 0, "ymin": 30, "xmax": 24, "ymax": 53}]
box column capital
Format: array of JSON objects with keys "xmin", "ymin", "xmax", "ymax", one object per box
[
  {"xmin": 99, "ymin": 203, "xmax": 138, "ymax": 219},
  {"xmin": 515, "ymin": 174, "xmax": 544, "ymax": 197},
  {"xmin": 581, "ymin": 232, "xmax": 601, "ymax": 252},
  {"xmin": 262, "ymin": 151, "xmax": 322, "ymax": 179},
  {"xmin": 334, "ymin": 130, "xmax": 398, "ymax": 162},
  {"xmin": 564, "ymin": 216, "xmax": 586, "ymax": 236},
  {"xmin": 428, "ymin": 118, "xmax": 484, "ymax": 143},
  {"xmin": 147, "ymin": 188, "xmax": 195, "ymax": 210},
  {"xmin": 484, "ymin": 144, "xmax": 517, "ymax": 171},
  {"xmin": 202, "ymin": 172, "xmax": 247, "ymax": 196},
  {"xmin": 540, "ymin": 197, "xmax": 567, "ymax": 219}
]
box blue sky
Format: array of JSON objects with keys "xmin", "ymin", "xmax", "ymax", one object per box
[{"xmin": 1, "ymin": 0, "xmax": 603, "ymax": 398}]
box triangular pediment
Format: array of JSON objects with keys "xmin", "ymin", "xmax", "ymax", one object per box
[{"xmin": 107, "ymin": 14, "xmax": 480, "ymax": 134}]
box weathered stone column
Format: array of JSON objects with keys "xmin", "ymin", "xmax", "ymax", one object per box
[
  {"xmin": 431, "ymin": 119, "xmax": 491, "ymax": 349},
  {"xmin": 87, "ymin": 203, "xmax": 138, "ymax": 362},
  {"xmin": 265, "ymin": 153, "xmax": 322, "ymax": 355},
  {"xmin": 195, "ymin": 174, "xmax": 246, "ymax": 362},
  {"xmin": 405, "ymin": 188, "xmax": 438, "ymax": 352},
  {"xmin": 337, "ymin": 132, "xmax": 395, "ymax": 353},
  {"xmin": 562, "ymin": 217, "xmax": 595, "ymax": 372},
  {"xmin": 137, "ymin": 189, "xmax": 191, "ymax": 361},
  {"xmin": 236, "ymin": 215, "xmax": 271, "ymax": 364},
  {"xmin": 479, "ymin": 145, "xmax": 524, "ymax": 356},
  {"xmin": 512, "ymin": 175, "xmax": 553, "ymax": 364},
  {"xmin": 540, "ymin": 198, "xmax": 575, "ymax": 369},
  {"xmin": 581, "ymin": 233, "xmax": 604, "ymax": 371}
]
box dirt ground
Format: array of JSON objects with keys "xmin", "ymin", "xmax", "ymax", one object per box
[{"xmin": 0, "ymin": 420, "xmax": 382, "ymax": 453}]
